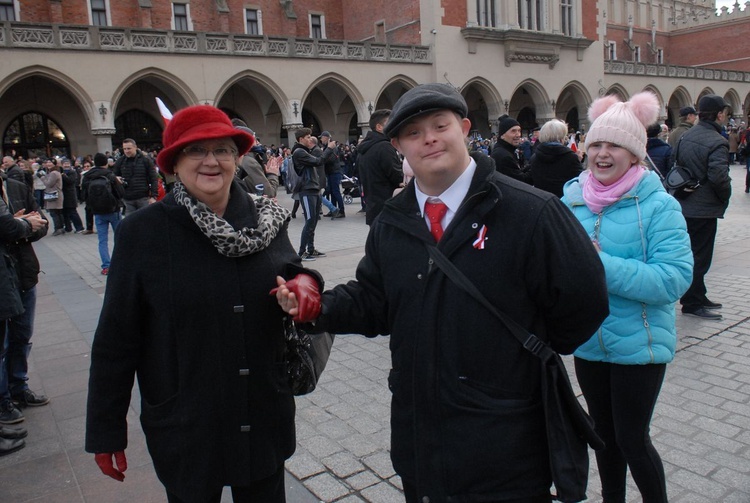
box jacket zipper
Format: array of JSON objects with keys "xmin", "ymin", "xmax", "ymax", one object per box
[{"xmin": 592, "ymin": 212, "xmax": 608, "ymax": 357}]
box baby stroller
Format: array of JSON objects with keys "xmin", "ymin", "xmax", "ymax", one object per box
[{"xmin": 341, "ymin": 175, "xmax": 361, "ymax": 205}]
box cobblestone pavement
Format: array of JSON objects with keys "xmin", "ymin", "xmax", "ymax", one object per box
[{"xmin": 1, "ymin": 165, "xmax": 749, "ymax": 502}]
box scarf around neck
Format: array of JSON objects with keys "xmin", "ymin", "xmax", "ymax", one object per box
[
  {"xmin": 172, "ymin": 181, "xmax": 290, "ymax": 257},
  {"xmin": 581, "ymin": 165, "xmax": 646, "ymax": 214}
]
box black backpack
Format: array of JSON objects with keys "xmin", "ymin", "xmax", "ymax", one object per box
[{"xmin": 87, "ymin": 175, "xmax": 118, "ymax": 213}]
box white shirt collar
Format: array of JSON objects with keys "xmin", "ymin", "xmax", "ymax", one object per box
[{"xmin": 415, "ymin": 157, "xmax": 477, "ymax": 230}]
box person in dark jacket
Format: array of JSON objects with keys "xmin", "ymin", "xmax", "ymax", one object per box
[
  {"xmin": 357, "ymin": 109, "xmax": 404, "ymax": 225},
  {"xmin": 670, "ymin": 94, "xmax": 732, "ymax": 320},
  {"xmin": 2, "ymin": 157, "xmax": 32, "ymax": 191},
  {"xmin": 646, "ymin": 122, "xmax": 673, "ymax": 179},
  {"xmin": 291, "ymin": 128, "xmax": 326, "ymax": 261},
  {"xmin": 113, "ymin": 139, "xmax": 159, "ymax": 215},
  {"xmin": 320, "ymin": 132, "xmax": 345, "ymax": 217},
  {"xmin": 275, "ymin": 84, "xmax": 609, "ymax": 503},
  {"xmin": 491, "ymin": 114, "xmax": 533, "ymax": 184},
  {"xmin": 86, "ymin": 105, "xmax": 322, "ymax": 503},
  {"xmin": 529, "ymin": 119, "xmax": 583, "ymax": 197},
  {"xmin": 667, "ymin": 106, "xmax": 697, "ymax": 148},
  {"xmin": 81, "ymin": 153, "xmax": 125, "ymax": 275},
  {"xmin": 60, "ymin": 158, "xmax": 84, "ymax": 233},
  {"xmin": 0, "ymin": 175, "xmax": 47, "ymax": 435}
]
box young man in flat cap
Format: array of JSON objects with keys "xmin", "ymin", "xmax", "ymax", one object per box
[
  {"xmin": 275, "ymin": 83, "xmax": 609, "ymax": 502},
  {"xmin": 671, "ymin": 94, "xmax": 732, "ymax": 320}
]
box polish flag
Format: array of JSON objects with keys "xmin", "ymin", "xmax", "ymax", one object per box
[
  {"xmin": 156, "ymin": 97, "xmax": 173, "ymax": 126},
  {"xmin": 568, "ymin": 136, "xmax": 577, "ymax": 153},
  {"xmin": 473, "ymin": 225, "xmax": 488, "ymax": 250}
]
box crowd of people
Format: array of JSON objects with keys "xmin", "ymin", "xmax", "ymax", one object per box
[{"xmin": 0, "ymin": 86, "xmax": 742, "ymax": 502}]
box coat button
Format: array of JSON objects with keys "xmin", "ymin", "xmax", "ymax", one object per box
[
  {"xmin": 417, "ymin": 273, "xmax": 423, "ymax": 280},
  {"xmin": 472, "ymin": 223, "xmax": 478, "ymax": 229},
  {"xmin": 240, "ymin": 425, "xmax": 251, "ymax": 432},
  {"xmin": 422, "ymin": 497, "xmax": 430, "ymax": 503},
  {"xmin": 239, "ymin": 369, "xmax": 249, "ymax": 376},
  {"xmin": 233, "ymin": 305, "xmax": 244, "ymax": 313}
]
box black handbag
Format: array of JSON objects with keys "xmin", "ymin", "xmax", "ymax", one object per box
[
  {"xmin": 425, "ymin": 244, "xmax": 604, "ymax": 503},
  {"xmin": 283, "ymin": 316, "xmax": 335, "ymax": 396},
  {"xmin": 664, "ymin": 137, "xmax": 701, "ymax": 200}
]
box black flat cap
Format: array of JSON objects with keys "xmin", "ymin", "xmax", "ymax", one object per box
[
  {"xmin": 384, "ymin": 83, "xmax": 468, "ymax": 138},
  {"xmin": 698, "ymin": 95, "xmax": 729, "ymax": 114},
  {"xmin": 679, "ymin": 106, "xmax": 697, "ymax": 117}
]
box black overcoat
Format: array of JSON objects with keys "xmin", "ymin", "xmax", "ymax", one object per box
[
  {"xmin": 86, "ymin": 183, "xmax": 314, "ymax": 502},
  {"xmin": 316, "ymin": 154, "xmax": 609, "ymax": 502}
]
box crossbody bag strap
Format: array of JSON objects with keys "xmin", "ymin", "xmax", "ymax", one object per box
[{"xmin": 425, "ymin": 244, "xmax": 555, "ymax": 363}]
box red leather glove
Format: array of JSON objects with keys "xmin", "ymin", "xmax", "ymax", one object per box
[
  {"xmin": 95, "ymin": 451, "xmax": 127, "ymax": 482},
  {"xmin": 271, "ymin": 274, "xmax": 321, "ymax": 322}
]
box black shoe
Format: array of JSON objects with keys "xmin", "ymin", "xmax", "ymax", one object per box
[
  {"xmin": 0, "ymin": 437, "xmax": 25, "ymax": 456},
  {"xmin": 332, "ymin": 212, "xmax": 346, "ymax": 219},
  {"xmin": 291, "ymin": 213, "xmax": 297, "ymax": 219},
  {"xmin": 745, "ymin": 188, "xmax": 749, "ymax": 193},
  {"xmin": 0, "ymin": 402, "xmax": 24, "ymax": 424},
  {"xmin": 702, "ymin": 299, "xmax": 723, "ymax": 310},
  {"xmin": 682, "ymin": 307, "xmax": 723, "ymax": 321},
  {"xmin": 357, "ymin": 209, "xmax": 366, "ymax": 214},
  {"xmin": 300, "ymin": 252, "xmax": 316, "ymax": 262},
  {"xmin": 310, "ymin": 249, "xmax": 326, "ymax": 257},
  {"xmin": 12, "ymin": 389, "xmax": 50, "ymax": 407},
  {"xmin": 0, "ymin": 424, "xmax": 28, "ymax": 439},
  {"xmin": 324, "ymin": 211, "xmax": 335, "ymax": 217}
]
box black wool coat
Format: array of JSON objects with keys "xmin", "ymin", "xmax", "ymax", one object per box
[
  {"xmin": 86, "ymin": 182, "xmax": 315, "ymax": 502},
  {"xmin": 357, "ymin": 130, "xmax": 403, "ymax": 225},
  {"xmin": 529, "ymin": 142, "xmax": 583, "ymax": 197},
  {"xmin": 316, "ymin": 153, "xmax": 609, "ymax": 502}
]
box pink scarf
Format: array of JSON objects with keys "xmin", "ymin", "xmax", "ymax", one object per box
[{"xmin": 581, "ymin": 166, "xmax": 646, "ymax": 214}]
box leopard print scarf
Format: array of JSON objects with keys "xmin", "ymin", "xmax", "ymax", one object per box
[{"xmin": 173, "ymin": 181, "xmax": 290, "ymax": 257}]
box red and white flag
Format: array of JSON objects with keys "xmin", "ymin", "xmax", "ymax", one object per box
[
  {"xmin": 473, "ymin": 225, "xmax": 488, "ymax": 250},
  {"xmin": 156, "ymin": 97, "xmax": 173, "ymax": 126}
]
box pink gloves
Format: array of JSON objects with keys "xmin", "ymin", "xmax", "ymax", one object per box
[{"xmin": 95, "ymin": 451, "xmax": 127, "ymax": 481}]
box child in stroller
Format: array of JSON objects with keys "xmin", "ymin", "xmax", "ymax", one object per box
[{"xmin": 341, "ymin": 174, "xmax": 361, "ymax": 205}]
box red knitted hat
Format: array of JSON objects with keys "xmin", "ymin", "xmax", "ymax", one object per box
[{"xmin": 156, "ymin": 105, "xmax": 254, "ymax": 174}]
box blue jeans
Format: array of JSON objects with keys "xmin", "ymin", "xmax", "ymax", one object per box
[
  {"xmin": 1, "ymin": 287, "xmax": 37, "ymax": 401},
  {"xmin": 327, "ymin": 172, "xmax": 345, "ymax": 211},
  {"xmin": 320, "ymin": 191, "xmax": 336, "ymax": 212},
  {"xmin": 95, "ymin": 212, "xmax": 121, "ymax": 269},
  {"xmin": 299, "ymin": 193, "xmax": 319, "ymax": 254}
]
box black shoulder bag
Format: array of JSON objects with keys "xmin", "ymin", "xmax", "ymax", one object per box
[
  {"xmin": 283, "ymin": 316, "xmax": 335, "ymax": 396},
  {"xmin": 664, "ymin": 136, "xmax": 701, "ymax": 200},
  {"xmin": 426, "ymin": 244, "xmax": 604, "ymax": 503}
]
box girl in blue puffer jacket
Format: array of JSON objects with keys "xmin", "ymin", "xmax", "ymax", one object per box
[{"xmin": 562, "ymin": 91, "xmax": 693, "ymax": 503}]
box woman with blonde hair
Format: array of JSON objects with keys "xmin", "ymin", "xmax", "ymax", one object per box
[{"xmin": 529, "ymin": 119, "xmax": 583, "ymax": 197}]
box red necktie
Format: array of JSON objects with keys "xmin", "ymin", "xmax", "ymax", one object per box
[{"xmin": 425, "ymin": 201, "xmax": 448, "ymax": 242}]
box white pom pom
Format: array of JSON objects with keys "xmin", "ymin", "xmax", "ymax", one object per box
[{"xmin": 588, "ymin": 95, "xmax": 620, "ymax": 122}]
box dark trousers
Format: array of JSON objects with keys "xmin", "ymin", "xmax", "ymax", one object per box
[
  {"xmin": 298, "ymin": 193, "xmax": 319, "ymax": 254},
  {"xmin": 49, "ymin": 209, "xmax": 64, "ymax": 232},
  {"xmin": 0, "ymin": 287, "xmax": 36, "ymax": 401},
  {"xmin": 327, "ymin": 172, "xmax": 345, "ymax": 212},
  {"xmin": 166, "ymin": 464, "xmax": 285, "ymax": 503},
  {"xmin": 63, "ymin": 207, "xmax": 84, "ymax": 232},
  {"xmin": 680, "ymin": 217, "xmax": 718, "ymax": 310},
  {"xmin": 84, "ymin": 204, "xmax": 94, "ymax": 230},
  {"xmin": 403, "ymin": 479, "xmax": 551, "ymax": 503},
  {"xmin": 575, "ymin": 358, "xmax": 668, "ymax": 503}
]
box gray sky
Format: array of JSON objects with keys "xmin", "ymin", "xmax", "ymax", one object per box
[{"xmin": 714, "ymin": 0, "xmax": 744, "ymax": 12}]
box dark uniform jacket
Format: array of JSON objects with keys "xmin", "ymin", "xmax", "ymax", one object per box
[
  {"xmin": 671, "ymin": 120, "xmax": 731, "ymax": 219},
  {"xmin": 529, "ymin": 142, "xmax": 583, "ymax": 197},
  {"xmin": 61, "ymin": 168, "xmax": 80, "ymax": 209},
  {"xmin": 357, "ymin": 130, "xmax": 403, "ymax": 225},
  {"xmin": 2, "ymin": 177, "xmax": 47, "ymax": 291},
  {"xmin": 85, "ymin": 181, "xmax": 316, "ymax": 502},
  {"xmin": 291, "ymin": 142, "xmax": 323, "ymax": 195},
  {"xmin": 113, "ymin": 151, "xmax": 158, "ymax": 200},
  {"xmin": 315, "ymin": 153, "xmax": 609, "ymax": 502},
  {"xmin": 491, "ymin": 139, "xmax": 532, "ymax": 184}
]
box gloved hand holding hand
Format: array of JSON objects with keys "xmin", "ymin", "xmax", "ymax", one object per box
[
  {"xmin": 95, "ymin": 451, "xmax": 127, "ymax": 482},
  {"xmin": 271, "ymin": 275, "xmax": 321, "ymax": 322}
]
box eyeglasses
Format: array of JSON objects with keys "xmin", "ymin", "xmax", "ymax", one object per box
[{"xmin": 182, "ymin": 145, "xmax": 238, "ymax": 161}]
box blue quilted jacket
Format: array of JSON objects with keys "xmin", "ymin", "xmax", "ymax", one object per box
[{"xmin": 562, "ymin": 170, "xmax": 694, "ymax": 364}]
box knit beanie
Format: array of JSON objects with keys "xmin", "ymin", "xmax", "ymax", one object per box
[
  {"xmin": 497, "ymin": 115, "xmax": 520, "ymax": 136},
  {"xmin": 584, "ymin": 92, "xmax": 659, "ymax": 162}
]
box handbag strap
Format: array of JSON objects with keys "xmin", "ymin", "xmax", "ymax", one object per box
[{"xmin": 426, "ymin": 244, "xmax": 555, "ymax": 364}]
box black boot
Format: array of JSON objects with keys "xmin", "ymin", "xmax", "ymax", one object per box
[{"xmin": 0, "ymin": 436, "xmax": 25, "ymax": 456}]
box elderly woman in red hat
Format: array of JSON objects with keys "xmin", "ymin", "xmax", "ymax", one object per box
[{"xmin": 85, "ymin": 105, "xmax": 322, "ymax": 503}]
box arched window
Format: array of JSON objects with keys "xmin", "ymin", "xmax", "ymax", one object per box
[
  {"xmin": 113, "ymin": 109, "xmax": 164, "ymax": 152},
  {"xmin": 2, "ymin": 111, "xmax": 70, "ymax": 159}
]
